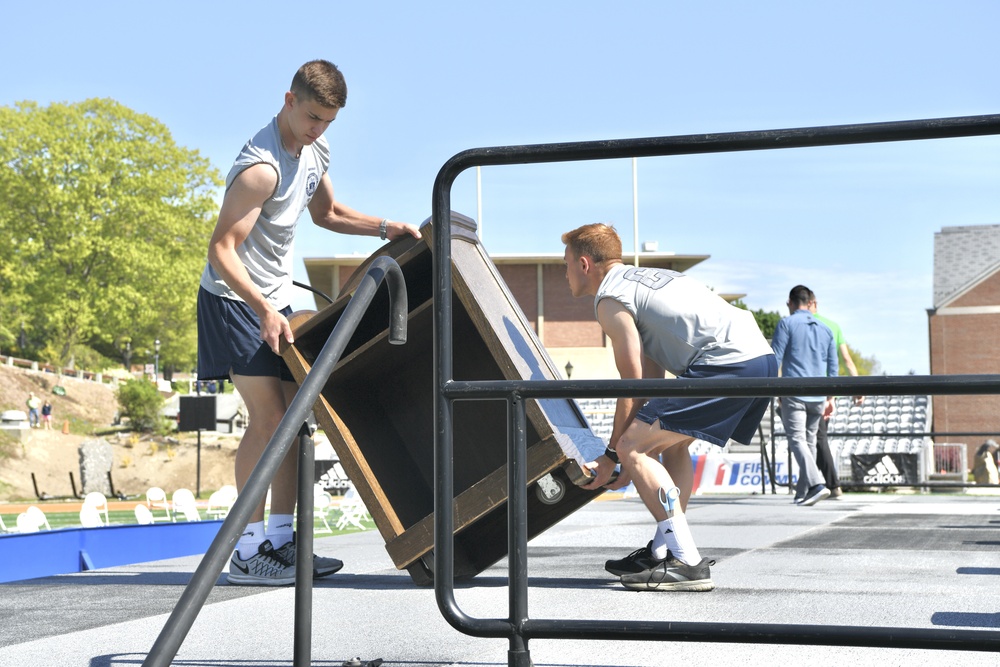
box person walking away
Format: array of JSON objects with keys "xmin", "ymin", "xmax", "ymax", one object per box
[
  {"xmin": 771, "ymin": 285, "xmax": 837, "ymax": 507},
  {"xmin": 808, "ymin": 295, "xmax": 864, "ymax": 499}
]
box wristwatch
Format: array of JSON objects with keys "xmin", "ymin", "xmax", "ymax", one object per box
[{"xmin": 379, "ymin": 219, "xmax": 389, "ymax": 241}]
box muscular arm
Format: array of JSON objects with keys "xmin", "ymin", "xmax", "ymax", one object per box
[
  {"xmin": 600, "ymin": 298, "xmax": 646, "ymax": 450},
  {"xmin": 308, "ymin": 173, "xmax": 421, "ymax": 241},
  {"xmin": 582, "ymin": 298, "xmax": 646, "ymax": 490},
  {"xmin": 206, "ymin": 163, "xmax": 293, "ymax": 355}
]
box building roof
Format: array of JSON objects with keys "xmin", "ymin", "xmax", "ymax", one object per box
[
  {"xmin": 933, "ymin": 224, "xmax": 1000, "ymax": 308},
  {"xmin": 303, "ymin": 250, "xmax": 714, "ymax": 305}
]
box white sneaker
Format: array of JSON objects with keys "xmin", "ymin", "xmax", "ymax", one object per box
[
  {"xmin": 274, "ymin": 537, "xmax": 344, "ymax": 578},
  {"xmin": 227, "ymin": 539, "xmax": 296, "ymax": 586}
]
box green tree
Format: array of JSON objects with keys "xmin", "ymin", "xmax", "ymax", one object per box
[
  {"xmin": 0, "ymin": 99, "xmax": 222, "ymax": 370},
  {"xmin": 116, "ymin": 378, "xmax": 167, "ymax": 432},
  {"xmin": 843, "ymin": 342, "xmax": 880, "ymax": 376}
]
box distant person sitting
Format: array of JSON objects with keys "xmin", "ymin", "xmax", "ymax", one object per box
[
  {"xmin": 808, "ymin": 294, "xmax": 864, "ymax": 499},
  {"xmin": 972, "ymin": 439, "xmax": 999, "ymax": 485},
  {"xmin": 771, "ymin": 285, "xmax": 837, "ymax": 507}
]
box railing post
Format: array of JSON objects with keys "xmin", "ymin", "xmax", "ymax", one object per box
[{"xmin": 507, "ymin": 392, "xmax": 531, "ymax": 667}]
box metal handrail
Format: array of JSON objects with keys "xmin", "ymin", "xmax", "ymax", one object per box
[
  {"xmin": 143, "ymin": 255, "xmax": 408, "ymax": 667},
  {"xmin": 430, "ymin": 114, "xmax": 1000, "ymax": 666}
]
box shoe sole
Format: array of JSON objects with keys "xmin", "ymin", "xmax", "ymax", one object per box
[
  {"xmin": 314, "ymin": 561, "xmax": 345, "ymax": 578},
  {"xmin": 800, "ymin": 488, "xmax": 831, "ymax": 506},
  {"xmin": 605, "ymin": 563, "xmax": 655, "ymax": 576},
  {"xmin": 226, "ymin": 572, "xmax": 296, "ymax": 586},
  {"xmin": 621, "ymin": 577, "xmax": 715, "ymax": 592}
]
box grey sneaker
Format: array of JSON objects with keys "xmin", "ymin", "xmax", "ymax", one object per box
[
  {"xmin": 274, "ymin": 537, "xmax": 344, "ymax": 578},
  {"xmin": 227, "ymin": 539, "xmax": 296, "ymax": 586},
  {"xmin": 800, "ymin": 484, "xmax": 831, "ymax": 507},
  {"xmin": 620, "ymin": 551, "xmax": 715, "ymax": 592},
  {"xmin": 605, "ymin": 541, "xmax": 658, "ymax": 576}
]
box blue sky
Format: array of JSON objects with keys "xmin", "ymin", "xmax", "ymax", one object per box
[{"xmin": 3, "ymin": 1, "xmax": 999, "ymax": 374}]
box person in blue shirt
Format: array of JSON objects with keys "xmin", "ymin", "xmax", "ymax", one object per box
[{"xmin": 771, "ymin": 285, "xmax": 837, "ymax": 506}]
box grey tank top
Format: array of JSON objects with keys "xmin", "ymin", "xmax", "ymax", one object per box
[
  {"xmin": 200, "ymin": 116, "xmax": 331, "ymax": 309},
  {"xmin": 594, "ymin": 264, "xmax": 773, "ymax": 376}
]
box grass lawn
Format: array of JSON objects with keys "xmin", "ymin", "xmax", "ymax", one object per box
[{"xmin": 0, "ymin": 508, "xmax": 373, "ymax": 536}]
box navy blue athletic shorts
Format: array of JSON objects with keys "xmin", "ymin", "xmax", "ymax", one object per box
[
  {"xmin": 197, "ymin": 287, "xmax": 294, "ymax": 382},
  {"xmin": 634, "ymin": 354, "xmax": 778, "ymax": 447}
]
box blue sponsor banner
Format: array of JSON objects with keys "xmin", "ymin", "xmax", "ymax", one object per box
[{"xmin": 726, "ymin": 459, "xmax": 795, "ymax": 489}]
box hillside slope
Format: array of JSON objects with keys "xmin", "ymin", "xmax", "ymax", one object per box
[{"xmin": 0, "ymin": 365, "xmax": 238, "ymax": 502}]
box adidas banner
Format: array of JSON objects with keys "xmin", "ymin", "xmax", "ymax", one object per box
[{"xmin": 850, "ymin": 453, "xmax": 921, "ymax": 485}]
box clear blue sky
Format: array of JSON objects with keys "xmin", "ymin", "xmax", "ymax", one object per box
[{"xmin": 4, "ymin": 1, "xmax": 999, "ymax": 374}]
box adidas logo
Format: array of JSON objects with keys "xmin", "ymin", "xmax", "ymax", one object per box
[{"xmin": 863, "ymin": 455, "xmax": 906, "ymax": 484}]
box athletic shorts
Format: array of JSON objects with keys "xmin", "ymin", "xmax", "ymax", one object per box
[
  {"xmin": 634, "ymin": 354, "xmax": 778, "ymax": 447},
  {"xmin": 197, "ymin": 287, "xmax": 294, "ymax": 382}
]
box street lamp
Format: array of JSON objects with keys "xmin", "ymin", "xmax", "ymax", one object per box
[
  {"xmin": 154, "ymin": 339, "xmax": 161, "ymax": 382},
  {"xmin": 564, "ymin": 360, "xmax": 573, "ymax": 379}
]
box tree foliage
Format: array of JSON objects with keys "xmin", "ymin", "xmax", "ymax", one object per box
[
  {"xmin": 844, "ymin": 343, "xmax": 881, "ymax": 376},
  {"xmin": 115, "ymin": 378, "xmax": 167, "ymax": 433},
  {"xmin": 0, "ymin": 99, "xmax": 222, "ymax": 370}
]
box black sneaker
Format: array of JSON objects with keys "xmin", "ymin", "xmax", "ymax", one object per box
[
  {"xmin": 605, "ymin": 541, "xmax": 658, "ymax": 576},
  {"xmin": 620, "ymin": 551, "xmax": 715, "ymax": 592},
  {"xmin": 227, "ymin": 539, "xmax": 296, "ymax": 586},
  {"xmin": 274, "ymin": 537, "xmax": 344, "ymax": 579},
  {"xmin": 800, "ymin": 484, "xmax": 830, "ymax": 507}
]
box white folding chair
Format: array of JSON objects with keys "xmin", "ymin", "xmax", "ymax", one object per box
[
  {"xmin": 16, "ymin": 512, "xmax": 38, "ymax": 533},
  {"xmin": 172, "ymin": 488, "xmax": 201, "ymax": 522},
  {"xmin": 313, "ymin": 486, "xmax": 334, "ymax": 534},
  {"xmin": 134, "ymin": 503, "xmax": 155, "ymax": 525},
  {"xmin": 81, "ymin": 492, "xmax": 110, "ymax": 527},
  {"xmin": 206, "ymin": 485, "xmax": 238, "ymax": 520},
  {"xmin": 335, "ymin": 488, "xmax": 370, "ymax": 531},
  {"xmin": 18, "ymin": 506, "xmax": 51, "ymax": 532},
  {"xmin": 145, "ymin": 486, "xmax": 173, "ymax": 522}
]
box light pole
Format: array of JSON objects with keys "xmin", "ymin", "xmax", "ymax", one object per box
[
  {"xmin": 564, "ymin": 360, "xmax": 573, "ymax": 379},
  {"xmin": 154, "ymin": 339, "xmax": 161, "ymax": 382}
]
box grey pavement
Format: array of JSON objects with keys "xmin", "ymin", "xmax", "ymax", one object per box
[{"xmin": 1, "ymin": 491, "xmax": 999, "ymax": 667}]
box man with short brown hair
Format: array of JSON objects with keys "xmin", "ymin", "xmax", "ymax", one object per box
[{"xmin": 198, "ymin": 60, "xmax": 421, "ymax": 585}]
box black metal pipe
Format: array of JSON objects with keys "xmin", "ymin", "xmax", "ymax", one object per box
[
  {"xmin": 441, "ymin": 374, "xmax": 1000, "ymax": 401},
  {"xmin": 437, "ymin": 114, "xmax": 1000, "ymax": 175},
  {"xmin": 518, "ymin": 618, "xmax": 1000, "ymax": 652},
  {"xmin": 294, "ymin": 424, "xmax": 315, "ymax": 667},
  {"xmin": 507, "ymin": 394, "xmax": 531, "ymax": 666},
  {"xmin": 430, "ymin": 113, "xmax": 1000, "ymax": 659},
  {"xmin": 143, "ymin": 256, "xmax": 408, "ymax": 667}
]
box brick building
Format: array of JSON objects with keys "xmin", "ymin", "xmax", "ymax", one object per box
[
  {"xmin": 928, "ymin": 224, "xmax": 1000, "ymax": 470},
  {"xmin": 302, "ymin": 237, "xmax": 738, "ymax": 381}
]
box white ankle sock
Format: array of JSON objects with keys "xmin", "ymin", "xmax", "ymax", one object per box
[
  {"xmin": 266, "ymin": 513, "xmax": 295, "ymax": 548},
  {"xmin": 650, "ymin": 486, "xmax": 701, "ymax": 565},
  {"xmin": 237, "ymin": 520, "xmax": 266, "ymax": 560},
  {"xmin": 654, "ymin": 513, "xmax": 701, "ymax": 565}
]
